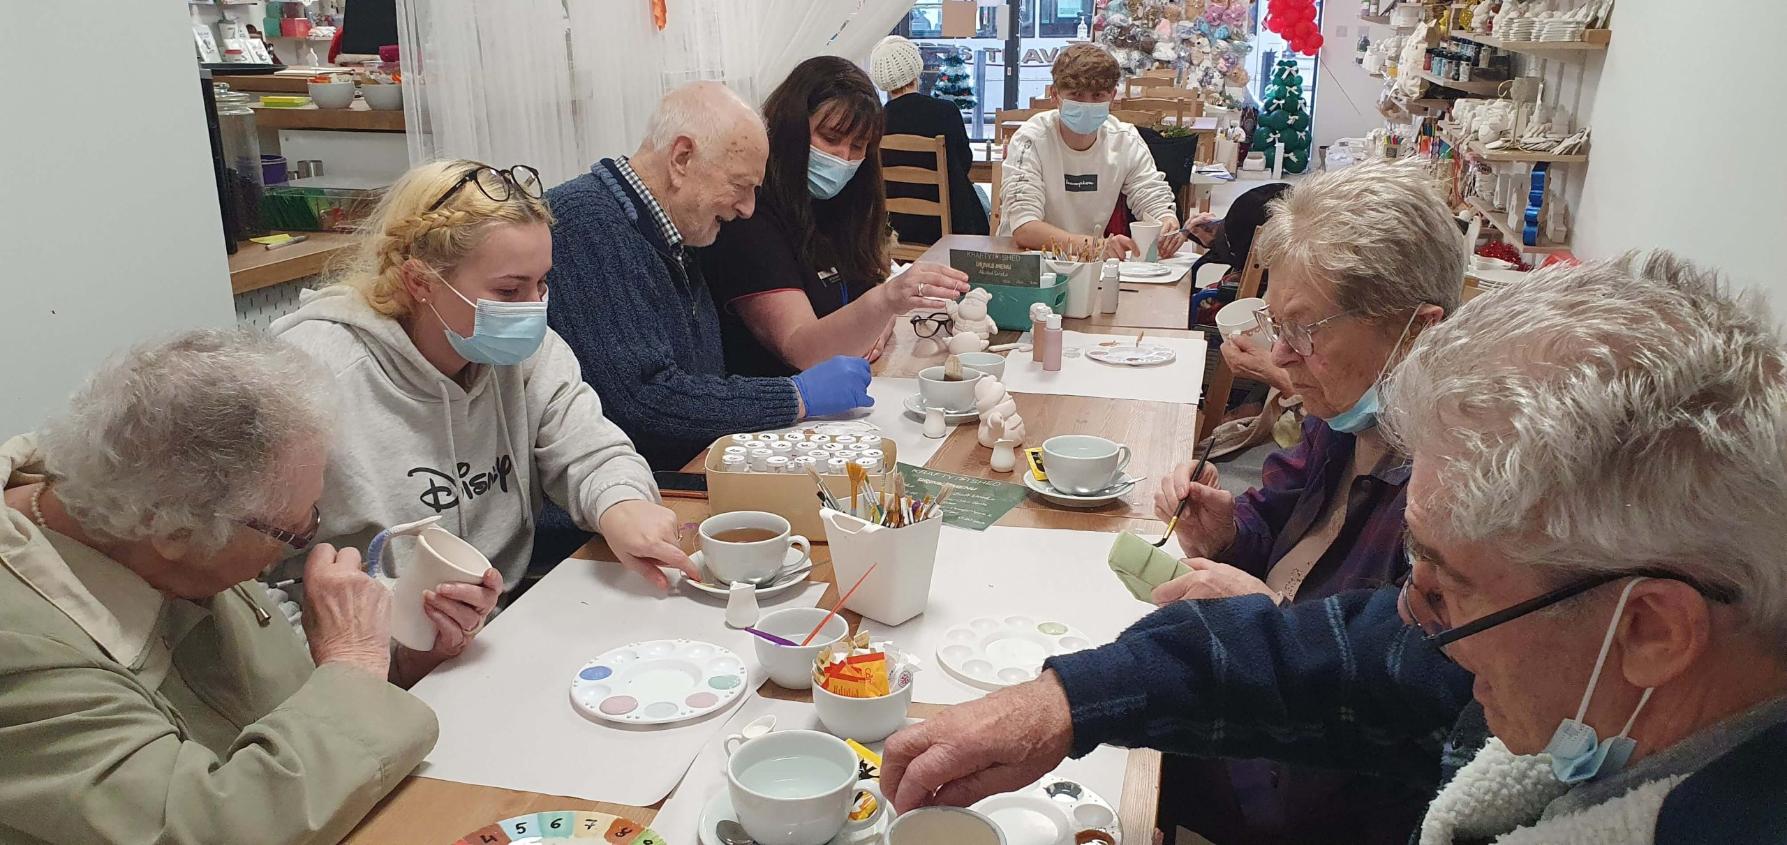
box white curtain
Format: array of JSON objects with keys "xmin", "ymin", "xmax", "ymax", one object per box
[{"xmin": 400, "ymin": 0, "xmax": 916, "ymax": 186}]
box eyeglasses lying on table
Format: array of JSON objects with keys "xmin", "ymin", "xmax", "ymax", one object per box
[
  {"xmin": 427, "ymin": 163, "xmax": 544, "ymax": 212},
  {"xmin": 909, "ymin": 311, "xmax": 955, "ymax": 339}
]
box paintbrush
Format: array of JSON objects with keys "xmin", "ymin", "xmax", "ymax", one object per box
[
  {"xmin": 806, "ymin": 465, "xmax": 843, "ymax": 511},
  {"xmin": 846, "ymin": 462, "xmax": 867, "ymax": 517},
  {"xmin": 1155, "ymin": 436, "xmax": 1218, "ymax": 548},
  {"xmin": 800, "ymin": 563, "xmax": 878, "ymax": 646}
]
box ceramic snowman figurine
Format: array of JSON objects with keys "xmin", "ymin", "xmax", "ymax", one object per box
[
  {"xmin": 974, "ymin": 377, "xmax": 1025, "ymax": 449},
  {"xmin": 947, "ymin": 288, "xmax": 998, "ymax": 353}
]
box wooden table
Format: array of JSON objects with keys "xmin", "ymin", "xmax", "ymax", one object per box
[
  {"xmin": 227, "ymin": 230, "xmax": 356, "ymax": 294},
  {"xmin": 345, "ymin": 248, "xmax": 1203, "ymax": 841}
]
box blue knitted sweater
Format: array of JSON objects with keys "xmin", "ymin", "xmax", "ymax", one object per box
[{"xmin": 545, "ymin": 160, "xmax": 803, "ymax": 470}]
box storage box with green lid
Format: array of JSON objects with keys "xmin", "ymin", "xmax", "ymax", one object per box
[{"xmin": 947, "ymin": 248, "xmax": 1068, "ymax": 330}]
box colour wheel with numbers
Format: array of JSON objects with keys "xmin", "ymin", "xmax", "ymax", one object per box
[{"xmin": 454, "ymin": 810, "xmax": 665, "ymax": 844}]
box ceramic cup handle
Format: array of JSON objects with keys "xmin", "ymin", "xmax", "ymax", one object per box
[
  {"xmin": 844, "ymin": 780, "xmax": 890, "ymax": 835},
  {"xmin": 723, "ymin": 733, "xmax": 748, "ymax": 757},
  {"xmin": 1112, "ymin": 445, "xmax": 1133, "ymax": 476},
  {"xmin": 786, "ymin": 535, "xmax": 812, "ymax": 569}
]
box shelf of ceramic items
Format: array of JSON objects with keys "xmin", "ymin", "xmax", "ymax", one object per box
[
  {"xmin": 1467, "ymin": 141, "xmax": 1588, "ymax": 163},
  {"xmin": 1464, "ymin": 196, "xmax": 1572, "ymax": 254},
  {"xmin": 1360, "ymin": 14, "xmax": 1392, "ymax": 24},
  {"xmin": 250, "ymin": 100, "xmax": 405, "ymax": 132},
  {"xmin": 1417, "ymin": 71, "xmax": 1504, "ymax": 97},
  {"xmin": 1450, "ymin": 29, "xmax": 1610, "ymax": 56}
]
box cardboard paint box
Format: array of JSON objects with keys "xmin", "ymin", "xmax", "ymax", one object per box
[{"xmin": 703, "ymin": 435, "xmax": 900, "ymax": 539}]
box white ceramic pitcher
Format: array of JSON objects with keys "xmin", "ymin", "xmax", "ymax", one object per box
[{"xmin": 365, "ymin": 515, "xmax": 491, "ymax": 651}]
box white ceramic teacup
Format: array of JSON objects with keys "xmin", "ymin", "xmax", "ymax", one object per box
[
  {"xmin": 918, "ymin": 366, "xmax": 985, "ymax": 413},
  {"xmin": 1215, "ymin": 297, "xmax": 1269, "ymax": 350},
  {"xmin": 1129, "ymin": 220, "xmax": 1164, "ymax": 261},
  {"xmin": 813, "ymin": 677, "xmax": 912, "ymax": 743},
  {"xmin": 727, "ymin": 730, "xmax": 874, "ymax": 845},
  {"xmin": 1042, "ymin": 435, "xmax": 1133, "ymax": 495},
  {"xmin": 955, "ymin": 351, "xmax": 1007, "ymax": 380},
  {"xmin": 701, "ymin": 511, "xmax": 810, "ymax": 585},
  {"xmin": 754, "ymin": 607, "xmax": 849, "ymax": 689},
  {"xmin": 849, "ymin": 800, "xmax": 1007, "ymax": 845},
  {"xmin": 365, "ymin": 516, "xmax": 491, "ymax": 651}
]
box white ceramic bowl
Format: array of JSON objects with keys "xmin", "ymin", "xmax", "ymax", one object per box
[
  {"xmin": 362, "ymin": 82, "xmax": 404, "ymax": 110},
  {"xmin": 307, "ymin": 79, "xmax": 356, "ymax": 109},
  {"xmin": 753, "ymin": 607, "xmax": 849, "ymax": 689},
  {"xmin": 813, "ymin": 678, "xmax": 912, "ymax": 743}
]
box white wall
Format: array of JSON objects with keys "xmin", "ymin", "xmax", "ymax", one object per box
[
  {"xmin": 1312, "ymin": 6, "xmax": 1388, "ymax": 150},
  {"xmin": 1573, "ymin": 0, "xmax": 1786, "ymax": 308},
  {"xmin": 0, "ymin": 4, "xmax": 235, "ymax": 437}
]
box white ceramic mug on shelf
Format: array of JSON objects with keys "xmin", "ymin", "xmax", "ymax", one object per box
[
  {"xmin": 364, "ymin": 515, "xmax": 492, "ymax": 651},
  {"xmin": 1042, "ymin": 435, "xmax": 1133, "ymax": 495}
]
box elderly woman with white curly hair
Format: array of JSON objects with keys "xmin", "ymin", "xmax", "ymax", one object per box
[
  {"xmin": 883, "ymin": 251, "xmax": 1787, "ymax": 843},
  {"xmin": 0, "ymin": 330, "xmax": 436, "ymax": 844}
]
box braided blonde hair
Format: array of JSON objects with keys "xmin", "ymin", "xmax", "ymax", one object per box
[{"xmin": 332, "ymin": 160, "xmax": 553, "ymax": 318}]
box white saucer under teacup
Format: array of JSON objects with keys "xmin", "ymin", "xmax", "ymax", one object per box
[
  {"xmin": 699, "ymin": 789, "xmax": 889, "ymax": 845},
  {"xmin": 903, "ymin": 393, "xmax": 979, "ymax": 424},
  {"xmin": 1023, "ymin": 470, "xmax": 1138, "ymax": 508},
  {"xmin": 682, "ymin": 548, "xmax": 812, "ymax": 598}
]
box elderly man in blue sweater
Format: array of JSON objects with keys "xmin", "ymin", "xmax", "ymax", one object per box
[{"xmin": 545, "ymin": 82, "xmax": 873, "ymax": 470}]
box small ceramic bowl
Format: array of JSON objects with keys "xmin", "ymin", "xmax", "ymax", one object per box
[
  {"xmin": 362, "ymin": 82, "xmax": 404, "ymax": 111},
  {"xmin": 307, "ymin": 79, "xmax": 356, "ymax": 109}
]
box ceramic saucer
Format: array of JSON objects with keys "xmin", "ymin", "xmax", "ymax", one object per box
[
  {"xmin": 698, "ymin": 789, "xmax": 889, "ymax": 845},
  {"xmin": 681, "ymin": 549, "xmax": 812, "ymax": 598},
  {"xmin": 570, "ymin": 639, "xmax": 747, "ymax": 726},
  {"xmin": 970, "ymin": 793, "xmax": 1075, "ymax": 845},
  {"xmin": 1116, "ymin": 261, "xmax": 1183, "ymax": 284},
  {"xmin": 1023, "ymin": 470, "xmax": 1137, "ymax": 508},
  {"xmin": 937, "ymin": 616, "xmax": 1093, "ymax": 691},
  {"xmin": 903, "ymin": 393, "xmax": 980, "ymax": 425}
]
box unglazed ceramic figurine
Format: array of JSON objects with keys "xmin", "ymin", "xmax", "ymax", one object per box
[
  {"xmin": 974, "ymin": 377, "xmax": 1023, "ymax": 448},
  {"xmin": 948, "ymin": 288, "xmax": 998, "ymax": 346},
  {"xmin": 989, "ymin": 439, "xmax": 1020, "ymax": 473}
]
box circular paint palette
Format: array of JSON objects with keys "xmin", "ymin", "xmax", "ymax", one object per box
[
  {"xmin": 937, "ymin": 616, "xmax": 1092, "ymax": 691},
  {"xmin": 452, "ymin": 809, "xmax": 663, "ymax": 844},
  {"xmin": 570, "ymin": 639, "xmax": 747, "ymax": 726},
  {"xmin": 1086, "ymin": 343, "xmax": 1176, "ymax": 367}
]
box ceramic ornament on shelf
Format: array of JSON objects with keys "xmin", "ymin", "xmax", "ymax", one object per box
[
  {"xmin": 945, "ymin": 288, "xmax": 997, "ymax": 353},
  {"xmin": 973, "ymin": 376, "xmax": 1025, "ymax": 451}
]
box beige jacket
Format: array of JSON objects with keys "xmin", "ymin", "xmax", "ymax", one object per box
[{"xmin": 0, "ymin": 435, "xmax": 438, "ymax": 845}]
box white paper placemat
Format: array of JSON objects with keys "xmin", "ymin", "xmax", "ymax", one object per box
[
  {"xmin": 858, "ymin": 525, "xmax": 1154, "ymax": 705},
  {"xmin": 808, "ymin": 377, "xmax": 948, "ymax": 468},
  {"xmin": 1001, "ymin": 331, "xmax": 1206, "ymax": 405},
  {"xmin": 407, "ymin": 557, "xmax": 826, "ymax": 806},
  {"xmin": 653, "ymin": 696, "xmax": 1130, "ymax": 845}
]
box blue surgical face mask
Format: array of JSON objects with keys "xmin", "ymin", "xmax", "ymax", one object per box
[
  {"xmin": 1059, "ymin": 98, "xmax": 1111, "ymax": 134},
  {"xmin": 426, "ymin": 275, "xmax": 549, "ymax": 366},
  {"xmin": 1320, "ymin": 310, "xmax": 1420, "ymax": 434},
  {"xmin": 1544, "ymin": 578, "xmax": 1655, "ymax": 785},
  {"xmin": 807, "ymin": 145, "xmax": 863, "ymax": 200}
]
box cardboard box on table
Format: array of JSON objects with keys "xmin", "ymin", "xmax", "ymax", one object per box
[{"xmin": 703, "ymin": 436, "xmax": 901, "ymax": 539}]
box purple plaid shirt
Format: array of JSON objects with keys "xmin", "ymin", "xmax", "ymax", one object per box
[{"xmin": 1222, "ymin": 415, "xmax": 1412, "ymax": 602}]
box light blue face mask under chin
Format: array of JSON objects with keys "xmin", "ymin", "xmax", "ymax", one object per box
[
  {"xmin": 1543, "ymin": 578, "xmax": 1656, "ymax": 784},
  {"xmin": 1318, "ymin": 310, "xmax": 1419, "ymax": 434},
  {"xmin": 1059, "ymin": 98, "xmax": 1111, "ymax": 134},
  {"xmin": 428, "ymin": 281, "xmax": 549, "ymax": 366},
  {"xmin": 807, "ymin": 145, "xmax": 864, "ymax": 200}
]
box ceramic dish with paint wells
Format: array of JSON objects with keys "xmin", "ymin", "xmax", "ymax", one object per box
[
  {"xmin": 571, "ymin": 639, "xmax": 748, "ymax": 726},
  {"xmin": 937, "ymin": 616, "xmax": 1093, "ymax": 691},
  {"xmin": 1086, "ymin": 343, "xmax": 1176, "ymax": 367}
]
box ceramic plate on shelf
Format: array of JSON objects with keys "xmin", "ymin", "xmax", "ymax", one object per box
[
  {"xmin": 570, "ymin": 639, "xmax": 747, "ymax": 726},
  {"xmin": 1086, "ymin": 343, "xmax": 1176, "ymax": 367},
  {"xmin": 902, "ymin": 393, "xmax": 980, "ymax": 425},
  {"xmin": 937, "ymin": 616, "xmax": 1093, "ymax": 691},
  {"xmin": 1117, "ymin": 261, "xmax": 1184, "ymax": 284},
  {"xmin": 680, "ymin": 549, "xmax": 811, "ymax": 599},
  {"xmin": 1022, "ymin": 471, "xmax": 1137, "ymax": 508},
  {"xmin": 452, "ymin": 809, "xmax": 663, "ymax": 844}
]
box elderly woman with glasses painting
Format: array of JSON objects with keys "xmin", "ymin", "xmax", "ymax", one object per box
[
  {"xmin": 0, "ymin": 330, "xmax": 437, "ymax": 844},
  {"xmin": 884, "ymin": 252, "xmax": 1787, "ymax": 844}
]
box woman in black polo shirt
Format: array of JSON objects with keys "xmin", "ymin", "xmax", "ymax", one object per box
[{"xmin": 700, "ymin": 57, "xmax": 969, "ymax": 378}]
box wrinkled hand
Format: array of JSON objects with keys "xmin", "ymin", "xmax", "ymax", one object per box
[
  {"xmin": 1102, "ymin": 234, "xmax": 1138, "ymax": 261},
  {"xmin": 599, "ymin": 499, "xmax": 700, "ymax": 591},
  {"xmin": 1153, "ymin": 458, "xmax": 1236, "ymax": 559},
  {"xmin": 881, "ymin": 262, "xmax": 970, "ymax": 312},
  {"xmin": 1221, "ymin": 333, "xmax": 1291, "ymax": 394},
  {"xmin": 882, "ymin": 672, "xmax": 1075, "ymax": 813},
  {"xmin": 301, "ymin": 543, "xmax": 392, "ymax": 679},
  {"xmin": 418, "ymin": 567, "xmax": 501, "ymax": 656},
  {"xmin": 866, "ymin": 317, "xmax": 897, "ymax": 364},
  {"xmin": 1157, "ymin": 226, "xmax": 1188, "ymax": 259},
  {"xmin": 1152, "ymin": 557, "xmax": 1280, "ymax": 604},
  {"xmin": 1183, "ymin": 212, "xmax": 1220, "ymax": 247}
]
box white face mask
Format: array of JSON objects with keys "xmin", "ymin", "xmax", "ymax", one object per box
[{"xmin": 1543, "ymin": 577, "xmax": 1656, "ymax": 784}]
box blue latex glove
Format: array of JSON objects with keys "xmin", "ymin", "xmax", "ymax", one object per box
[{"xmin": 791, "ymin": 355, "xmax": 874, "ymax": 419}]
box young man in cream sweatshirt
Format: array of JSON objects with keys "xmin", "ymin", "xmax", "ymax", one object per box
[{"xmin": 998, "ymin": 43, "xmax": 1188, "ymax": 261}]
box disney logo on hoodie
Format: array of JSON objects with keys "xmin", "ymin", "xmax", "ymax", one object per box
[{"xmin": 407, "ymin": 455, "xmax": 516, "ymax": 513}]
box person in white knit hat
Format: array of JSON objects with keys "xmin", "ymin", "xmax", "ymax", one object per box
[{"xmin": 872, "ymin": 36, "xmax": 988, "ymax": 243}]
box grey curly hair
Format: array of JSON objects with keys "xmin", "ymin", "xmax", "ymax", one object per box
[
  {"xmin": 36, "ymin": 329, "xmax": 335, "ymax": 556},
  {"xmin": 1381, "ymin": 251, "xmax": 1787, "ymax": 644}
]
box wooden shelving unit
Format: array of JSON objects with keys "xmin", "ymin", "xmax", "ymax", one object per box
[
  {"xmin": 1438, "ymin": 123, "xmax": 1590, "ymax": 164},
  {"xmin": 1465, "ymin": 196, "xmax": 1572, "ymax": 254},
  {"xmin": 1417, "ymin": 70, "xmax": 1504, "ymax": 97},
  {"xmin": 1450, "ymin": 29, "xmax": 1611, "ymax": 58},
  {"xmin": 228, "ymin": 231, "xmax": 357, "ymax": 294},
  {"xmin": 250, "ymin": 101, "xmax": 405, "ymax": 132},
  {"xmin": 1360, "ymin": 13, "xmax": 1392, "ymax": 24}
]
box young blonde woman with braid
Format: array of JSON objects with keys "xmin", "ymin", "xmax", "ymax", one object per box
[{"xmin": 274, "ymin": 161, "xmax": 696, "ymax": 683}]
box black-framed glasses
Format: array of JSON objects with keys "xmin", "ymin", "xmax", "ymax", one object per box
[
  {"xmin": 239, "ymin": 504, "xmax": 321, "ymax": 552},
  {"xmin": 910, "ymin": 311, "xmax": 955, "ymax": 339},
  {"xmin": 1254, "ymin": 307, "xmax": 1357, "ymax": 357},
  {"xmin": 1399, "ymin": 555, "xmax": 1739, "ymax": 653},
  {"xmin": 425, "ymin": 164, "xmax": 544, "ymax": 213}
]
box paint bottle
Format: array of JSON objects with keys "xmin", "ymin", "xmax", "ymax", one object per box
[
  {"xmin": 1041, "ymin": 314, "xmax": 1063, "ymax": 372},
  {"xmin": 1098, "ymin": 259, "xmax": 1120, "ymax": 314},
  {"xmin": 1030, "ymin": 303, "xmax": 1052, "ymax": 363}
]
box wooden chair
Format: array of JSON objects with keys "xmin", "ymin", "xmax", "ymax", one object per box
[
  {"xmin": 1133, "ymin": 87, "xmax": 1206, "ymax": 119},
  {"xmin": 1197, "ymin": 253, "xmax": 1266, "ymax": 442},
  {"xmin": 1029, "ymin": 96, "xmax": 1058, "ymax": 109},
  {"xmin": 995, "ymin": 108, "xmax": 1040, "ymax": 145},
  {"xmin": 1111, "ymin": 108, "xmax": 1165, "ymax": 128},
  {"xmin": 1124, "ymin": 70, "xmax": 1175, "ymax": 96},
  {"xmin": 1118, "ymin": 96, "xmax": 1193, "ymax": 125},
  {"xmin": 879, "ymin": 134, "xmax": 953, "ymax": 262}
]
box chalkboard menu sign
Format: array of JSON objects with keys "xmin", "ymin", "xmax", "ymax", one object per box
[{"xmin": 949, "ymin": 250, "xmax": 1044, "ymax": 288}]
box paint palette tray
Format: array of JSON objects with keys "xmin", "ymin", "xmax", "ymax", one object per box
[
  {"xmin": 570, "ymin": 639, "xmax": 747, "ymax": 726},
  {"xmin": 453, "ymin": 809, "xmax": 662, "ymax": 844},
  {"xmin": 937, "ymin": 616, "xmax": 1092, "ymax": 691},
  {"xmin": 1086, "ymin": 343, "xmax": 1176, "ymax": 366}
]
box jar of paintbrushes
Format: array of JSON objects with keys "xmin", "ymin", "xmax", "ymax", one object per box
[{"xmin": 816, "ymin": 474, "xmax": 952, "ymax": 626}]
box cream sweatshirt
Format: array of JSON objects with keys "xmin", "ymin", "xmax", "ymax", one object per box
[{"xmin": 996, "ymin": 110, "xmax": 1177, "ymax": 239}]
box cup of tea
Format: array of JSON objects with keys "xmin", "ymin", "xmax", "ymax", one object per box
[
  {"xmin": 918, "ymin": 366, "xmax": 984, "ymax": 413},
  {"xmin": 700, "ymin": 511, "xmax": 810, "ymax": 585},
  {"xmin": 1042, "ymin": 435, "xmax": 1132, "ymax": 495},
  {"xmin": 753, "ymin": 606, "xmax": 849, "ymax": 689},
  {"xmin": 727, "ymin": 730, "xmax": 876, "ymax": 845},
  {"xmin": 883, "ymin": 806, "xmax": 1007, "ymax": 844}
]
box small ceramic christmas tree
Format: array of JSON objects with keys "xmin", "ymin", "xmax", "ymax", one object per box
[
  {"xmin": 935, "ymin": 51, "xmax": 975, "ymax": 112},
  {"xmin": 1251, "ymin": 58, "xmax": 1313, "ymax": 173}
]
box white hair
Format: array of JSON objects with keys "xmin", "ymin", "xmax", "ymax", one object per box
[
  {"xmin": 1253, "ymin": 160, "xmax": 1466, "ymax": 322},
  {"xmin": 641, "ymin": 80, "xmax": 758, "ymax": 157},
  {"xmin": 1381, "ymin": 251, "xmax": 1787, "ymax": 644},
  {"xmin": 37, "ymin": 329, "xmax": 335, "ymax": 556}
]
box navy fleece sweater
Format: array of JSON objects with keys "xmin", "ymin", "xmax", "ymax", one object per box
[{"xmin": 545, "ymin": 160, "xmax": 803, "ymax": 470}]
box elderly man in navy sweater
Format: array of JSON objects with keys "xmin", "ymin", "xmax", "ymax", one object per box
[{"xmin": 545, "ymin": 82, "xmax": 874, "ymax": 470}]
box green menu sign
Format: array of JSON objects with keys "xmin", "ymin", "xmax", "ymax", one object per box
[
  {"xmin": 949, "ymin": 249, "xmax": 1044, "ymax": 288},
  {"xmin": 896, "ymin": 463, "xmax": 1030, "ymax": 531}
]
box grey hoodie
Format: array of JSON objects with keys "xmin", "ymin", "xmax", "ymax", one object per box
[{"xmin": 271, "ymin": 287, "xmax": 656, "ymax": 589}]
